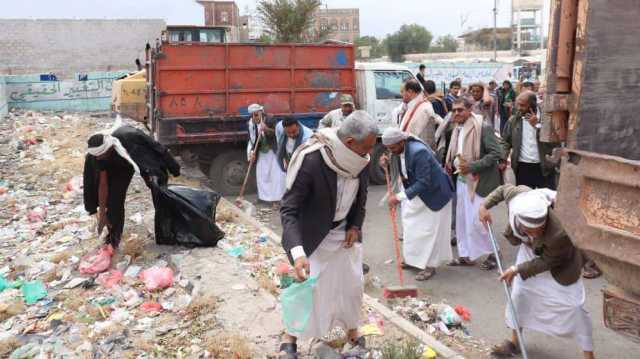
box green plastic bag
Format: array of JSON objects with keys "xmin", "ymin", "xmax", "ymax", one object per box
[
  {"xmin": 281, "ymin": 277, "xmax": 317, "ymax": 334},
  {"xmin": 0, "ymin": 276, "xmax": 7, "ymax": 292},
  {"xmin": 22, "ymin": 280, "xmax": 47, "ymax": 305}
]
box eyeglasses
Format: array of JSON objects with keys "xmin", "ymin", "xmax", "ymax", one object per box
[{"xmin": 451, "ymin": 108, "xmax": 465, "ymax": 113}]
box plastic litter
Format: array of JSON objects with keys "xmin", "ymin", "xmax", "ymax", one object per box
[
  {"xmin": 124, "ymin": 265, "xmax": 141, "ymax": 278},
  {"xmin": 97, "ymin": 270, "xmax": 123, "ymax": 288},
  {"xmin": 281, "ymin": 276, "xmax": 317, "ymax": 334},
  {"xmin": 455, "ymin": 304, "xmax": 472, "ymax": 322},
  {"xmin": 438, "ymin": 304, "xmax": 461, "ymax": 326},
  {"xmin": 141, "ymin": 301, "xmax": 163, "ymax": 312},
  {"xmin": 9, "ymin": 343, "xmax": 41, "ymax": 359},
  {"xmin": 79, "ymin": 244, "xmax": 113, "ymax": 274},
  {"xmin": 139, "ymin": 267, "xmax": 174, "ymax": 291},
  {"xmin": 26, "ymin": 206, "xmax": 47, "ymax": 222},
  {"xmin": 422, "ymin": 346, "xmax": 437, "ymax": 359},
  {"xmin": 226, "ymin": 245, "xmax": 246, "ymax": 258},
  {"xmin": 22, "ymin": 280, "xmax": 47, "ymax": 305}
]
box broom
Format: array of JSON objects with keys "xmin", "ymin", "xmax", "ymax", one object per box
[
  {"xmin": 382, "ymin": 161, "xmax": 418, "ymax": 299},
  {"xmin": 235, "ymin": 130, "xmax": 262, "ymax": 216}
]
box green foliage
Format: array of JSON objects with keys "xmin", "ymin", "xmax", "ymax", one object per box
[
  {"xmin": 385, "ymin": 24, "xmax": 433, "ymax": 62},
  {"xmin": 354, "ymin": 35, "xmax": 386, "ymax": 59},
  {"xmin": 257, "ymin": 0, "xmax": 326, "ymax": 43},
  {"xmin": 380, "ymin": 338, "xmax": 424, "ymax": 359},
  {"xmin": 430, "ymin": 34, "xmax": 459, "ymax": 53}
]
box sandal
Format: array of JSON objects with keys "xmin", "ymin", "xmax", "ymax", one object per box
[
  {"xmin": 480, "ymin": 259, "xmax": 497, "ymax": 271},
  {"xmin": 583, "ymin": 266, "xmax": 602, "ymax": 279},
  {"xmin": 277, "ymin": 343, "xmax": 298, "ymax": 358},
  {"xmin": 491, "ymin": 339, "xmax": 521, "ymax": 357},
  {"xmin": 448, "ymin": 258, "xmax": 475, "ymax": 266},
  {"xmin": 415, "ymin": 268, "xmax": 436, "ymax": 281}
]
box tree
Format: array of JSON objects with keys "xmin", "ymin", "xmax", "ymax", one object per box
[
  {"xmin": 429, "ymin": 35, "xmax": 459, "ymax": 53},
  {"xmin": 385, "ymin": 24, "xmax": 433, "ymax": 62},
  {"xmin": 354, "ymin": 36, "xmax": 386, "ymax": 59},
  {"xmin": 257, "ymin": 0, "xmax": 327, "ymax": 43}
]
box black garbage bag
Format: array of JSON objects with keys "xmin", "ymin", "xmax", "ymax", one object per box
[{"xmin": 152, "ymin": 183, "xmax": 225, "ymax": 247}]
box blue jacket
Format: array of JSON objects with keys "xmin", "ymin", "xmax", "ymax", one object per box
[{"xmin": 402, "ymin": 138, "xmax": 454, "ymax": 211}]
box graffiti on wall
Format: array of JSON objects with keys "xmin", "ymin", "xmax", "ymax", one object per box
[{"xmin": 8, "ymin": 78, "xmax": 114, "ymax": 103}]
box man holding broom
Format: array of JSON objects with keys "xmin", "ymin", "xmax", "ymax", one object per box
[
  {"xmin": 479, "ymin": 184, "xmax": 595, "ymax": 359},
  {"xmin": 246, "ymin": 103, "xmax": 286, "ymax": 203},
  {"xmin": 278, "ymin": 111, "xmax": 378, "ymax": 357},
  {"xmin": 382, "ymin": 128, "xmax": 454, "ymax": 281}
]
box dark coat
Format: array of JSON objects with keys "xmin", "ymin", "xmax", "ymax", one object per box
[
  {"xmin": 402, "ymin": 139, "xmax": 454, "ymax": 211},
  {"xmin": 468, "ymin": 122, "xmax": 504, "ymax": 197},
  {"xmin": 280, "ymin": 151, "xmax": 369, "ymax": 263},
  {"xmin": 83, "ymin": 126, "xmax": 180, "ymax": 215},
  {"xmin": 502, "ymin": 112, "xmax": 557, "ymax": 177}
]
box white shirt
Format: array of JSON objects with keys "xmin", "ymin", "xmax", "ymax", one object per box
[
  {"xmin": 396, "ymin": 152, "xmax": 409, "ymax": 202},
  {"xmin": 286, "ymin": 137, "xmax": 296, "ymax": 155},
  {"xmin": 290, "ymin": 174, "xmax": 360, "ymax": 260},
  {"xmin": 519, "ymin": 119, "xmax": 541, "ymax": 163},
  {"xmin": 453, "ymin": 125, "xmax": 466, "ymax": 168}
]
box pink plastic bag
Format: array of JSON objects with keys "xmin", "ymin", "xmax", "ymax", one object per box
[
  {"xmin": 139, "ymin": 267, "xmax": 174, "ymax": 291},
  {"xmin": 97, "ymin": 270, "xmax": 123, "ymax": 288},
  {"xmin": 79, "ymin": 245, "xmax": 113, "ymax": 274},
  {"xmin": 27, "ymin": 207, "xmax": 47, "ymax": 222}
]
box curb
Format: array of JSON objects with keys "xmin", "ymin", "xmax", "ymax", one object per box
[{"xmin": 219, "ymin": 197, "xmax": 464, "ymax": 358}]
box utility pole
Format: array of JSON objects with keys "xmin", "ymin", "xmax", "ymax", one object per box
[{"xmin": 493, "ymin": 0, "xmax": 498, "ymax": 62}]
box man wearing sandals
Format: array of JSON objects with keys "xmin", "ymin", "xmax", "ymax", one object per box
[
  {"xmin": 445, "ymin": 97, "xmax": 503, "ymax": 269},
  {"xmin": 479, "ymin": 184, "xmax": 595, "ymax": 359},
  {"xmin": 383, "ymin": 128, "xmax": 454, "ymax": 281},
  {"xmin": 278, "ymin": 112, "xmax": 378, "ymax": 357}
]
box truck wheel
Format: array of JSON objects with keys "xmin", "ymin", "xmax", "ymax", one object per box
[
  {"xmin": 208, "ymin": 150, "xmax": 256, "ymax": 195},
  {"xmin": 369, "ymin": 143, "xmax": 386, "ymax": 185}
]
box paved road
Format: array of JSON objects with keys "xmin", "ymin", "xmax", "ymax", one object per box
[
  {"xmin": 245, "ymin": 185, "xmax": 638, "ymax": 358},
  {"xmin": 361, "ymin": 185, "xmax": 638, "ymax": 359}
]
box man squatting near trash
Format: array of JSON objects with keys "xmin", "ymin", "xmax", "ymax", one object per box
[
  {"xmin": 479, "ymin": 184, "xmax": 595, "ymax": 359},
  {"xmin": 83, "ymin": 120, "xmax": 181, "ymax": 251},
  {"xmin": 278, "ymin": 111, "xmax": 378, "ymax": 357}
]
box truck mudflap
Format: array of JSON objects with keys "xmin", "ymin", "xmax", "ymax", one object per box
[{"xmin": 557, "ymin": 149, "xmax": 640, "ymax": 341}]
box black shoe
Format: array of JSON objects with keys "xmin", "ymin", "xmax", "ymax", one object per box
[
  {"xmin": 362, "ymin": 263, "xmax": 370, "ymax": 275},
  {"xmin": 278, "ymin": 343, "xmax": 297, "ymax": 358}
]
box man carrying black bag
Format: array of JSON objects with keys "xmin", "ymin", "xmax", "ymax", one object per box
[{"xmin": 83, "ymin": 120, "xmax": 181, "ymax": 252}]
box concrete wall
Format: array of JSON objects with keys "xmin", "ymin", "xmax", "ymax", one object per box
[
  {"xmin": 0, "ymin": 77, "xmax": 7, "ymax": 117},
  {"xmin": 3, "ymin": 71, "xmax": 128, "ymax": 112},
  {"xmin": 0, "ymin": 19, "xmax": 166, "ymax": 79}
]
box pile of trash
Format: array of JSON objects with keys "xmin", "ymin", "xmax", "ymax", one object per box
[
  {"xmin": 0, "ymin": 110, "xmax": 244, "ymax": 358},
  {"xmin": 388, "ymin": 297, "xmax": 490, "ymax": 356}
]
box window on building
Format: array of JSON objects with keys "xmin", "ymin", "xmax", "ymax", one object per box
[
  {"xmin": 320, "ymin": 18, "xmax": 329, "ymax": 31},
  {"xmin": 221, "ymin": 11, "xmax": 229, "ymax": 23},
  {"xmin": 169, "ymin": 30, "xmax": 193, "ymax": 42},
  {"xmin": 340, "ymin": 20, "xmax": 349, "ymax": 32},
  {"xmin": 374, "ymin": 71, "xmax": 413, "ymax": 100},
  {"xmin": 200, "ymin": 29, "xmax": 225, "ymax": 43},
  {"xmin": 353, "ymin": 17, "xmax": 359, "ymax": 31},
  {"xmin": 330, "ymin": 18, "xmax": 338, "ymax": 31}
]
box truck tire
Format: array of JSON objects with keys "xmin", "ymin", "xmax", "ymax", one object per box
[
  {"xmin": 208, "ymin": 149, "xmax": 256, "ymax": 196},
  {"xmin": 368, "ymin": 143, "xmax": 386, "ymax": 185}
]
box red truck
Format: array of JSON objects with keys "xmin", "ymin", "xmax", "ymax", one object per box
[{"xmin": 146, "ymin": 41, "xmax": 355, "ymax": 194}]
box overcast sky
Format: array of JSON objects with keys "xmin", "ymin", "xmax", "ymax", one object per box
[{"xmin": 3, "ymin": 0, "xmax": 550, "ymax": 38}]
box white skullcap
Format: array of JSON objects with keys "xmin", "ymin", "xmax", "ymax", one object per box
[
  {"xmin": 381, "ymin": 127, "xmax": 409, "ymax": 146},
  {"xmin": 248, "ymin": 103, "xmax": 263, "ymax": 114},
  {"xmin": 511, "ymin": 189, "xmax": 557, "ymax": 228}
]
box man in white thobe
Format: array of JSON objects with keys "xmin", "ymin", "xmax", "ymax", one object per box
[
  {"xmin": 278, "ymin": 111, "xmax": 378, "ymax": 357},
  {"xmin": 318, "ymin": 94, "xmax": 356, "ymax": 129},
  {"xmin": 398, "ymin": 79, "xmax": 444, "ymax": 151},
  {"xmin": 445, "ymin": 97, "xmax": 503, "ymax": 269},
  {"xmin": 383, "ymin": 128, "xmax": 454, "ymax": 281},
  {"xmin": 479, "ymin": 184, "xmax": 595, "ymax": 359},
  {"xmin": 247, "ymin": 103, "xmax": 286, "ymax": 202}
]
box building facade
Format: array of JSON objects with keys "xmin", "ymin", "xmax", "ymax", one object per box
[
  {"xmin": 511, "ymin": 0, "xmax": 545, "ymax": 52},
  {"xmin": 314, "ymin": 8, "xmax": 360, "ymax": 43},
  {"xmin": 196, "ymin": 0, "xmax": 240, "ymax": 41}
]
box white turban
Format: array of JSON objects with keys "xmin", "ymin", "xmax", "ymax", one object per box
[
  {"xmin": 87, "ymin": 115, "xmax": 140, "ymax": 174},
  {"xmin": 510, "ymin": 189, "xmax": 557, "ymax": 229},
  {"xmin": 248, "ymin": 103, "xmax": 263, "ymax": 114},
  {"xmin": 381, "ymin": 127, "xmax": 409, "ymax": 146}
]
